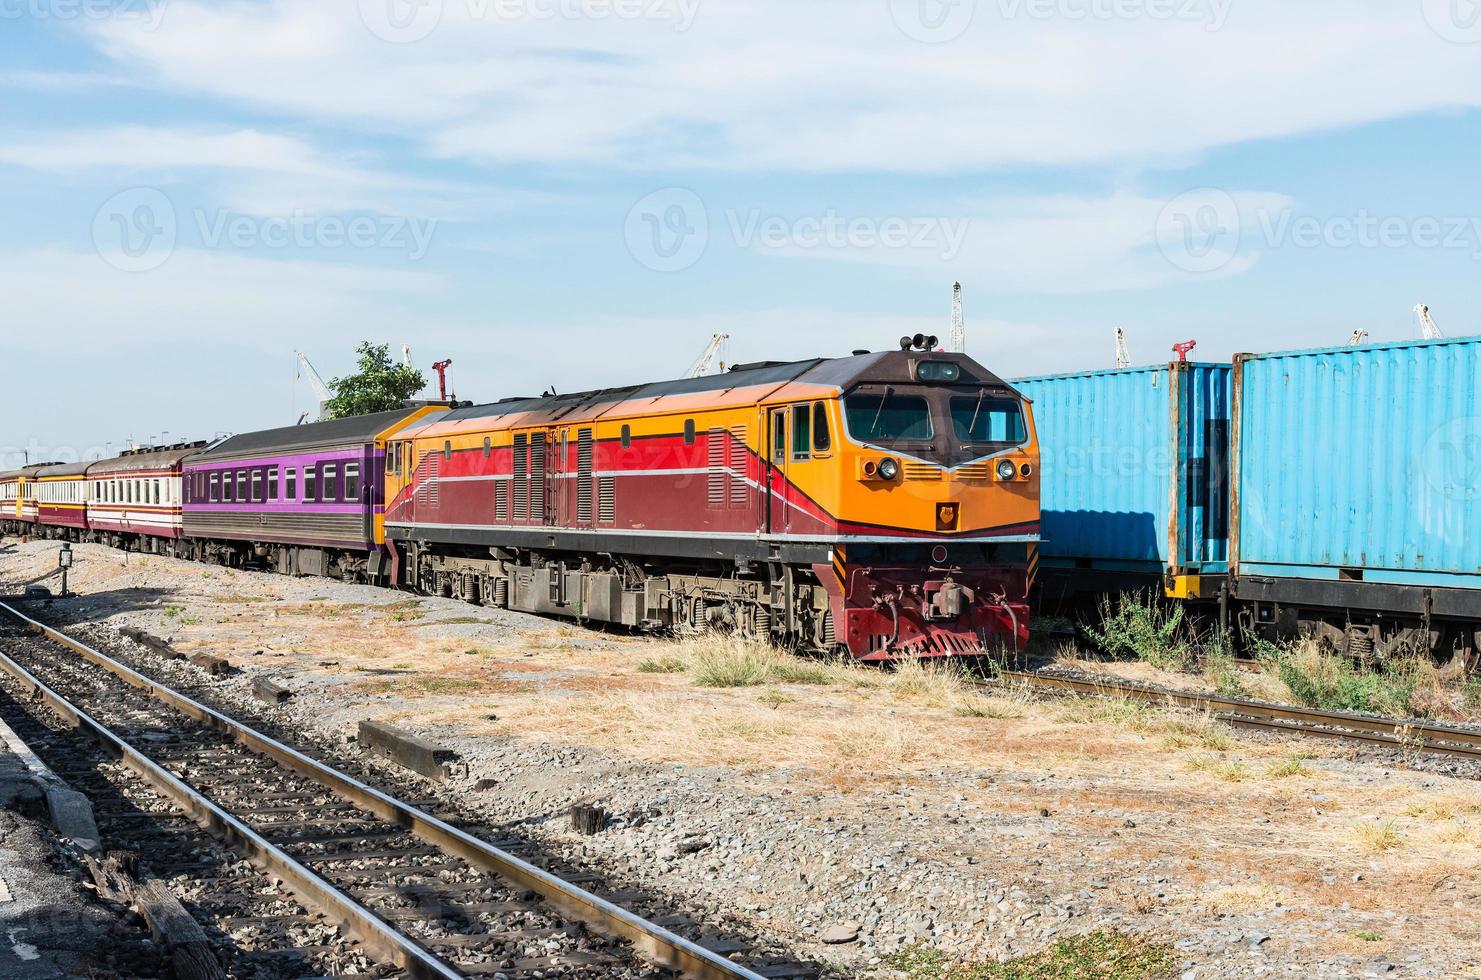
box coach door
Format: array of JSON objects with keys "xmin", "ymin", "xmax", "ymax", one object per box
[{"xmin": 766, "ymin": 407, "xmax": 791, "ymax": 534}]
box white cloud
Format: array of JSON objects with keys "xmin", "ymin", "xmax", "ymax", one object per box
[{"xmin": 84, "ymin": 0, "xmax": 1481, "ymax": 172}]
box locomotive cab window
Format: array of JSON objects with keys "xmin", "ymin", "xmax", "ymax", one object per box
[
  {"xmin": 771, "ymin": 411, "xmax": 786, "ymax": 464},
  {"xmin": 813, "ymin": 402, "xmax": 830, "ymax": 453},
  {"xmin": 792, "ymin": 405, "xmax": 811, "ymax": 460},
  {"xmin": 950, "ymin": 395, "xmax": 1027, "ymax": 445}
]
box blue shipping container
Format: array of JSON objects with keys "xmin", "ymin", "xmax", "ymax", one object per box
[
  {"xmin": 1233, "ymin": 337, "xmax": 1481, "ymax": 590},
  {"xmin": 1014, "ymin": 363, "xmax": 1232, "ymax": 583}
]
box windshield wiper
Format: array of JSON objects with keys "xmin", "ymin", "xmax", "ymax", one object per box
[
  {"xmin": 965, "ymin": 388, "xmax": 986, "ymax": 441},
  {"xmin": 869, "ymin": 386, "xmax": 893, "ymax": 436}
]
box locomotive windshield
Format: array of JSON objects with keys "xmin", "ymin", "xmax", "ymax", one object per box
[
  {"xmin": 950, "ymin": 395, "xmax": 1026, "ymax": 445},
  {"xmin": 844, "ymin": 392, "xmax": 933, "ymax": 441}
]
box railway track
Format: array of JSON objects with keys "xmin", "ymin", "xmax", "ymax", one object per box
[
  {"xmin": 0, "ymin": 600, "xmax": 787, "ymax": 980},
  {"xmin": 994, "ymin": 669, "xmax": 1481, "ymax": 763}
]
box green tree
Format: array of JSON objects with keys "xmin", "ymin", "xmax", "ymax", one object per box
[{"xmin": 323, "ymin": 342, "xmax": 427, "ymax": 419}]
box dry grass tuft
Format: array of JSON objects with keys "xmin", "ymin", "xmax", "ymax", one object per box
[
  {"xmin": 1187, "ymin": 755, "xmax": 1249, "ymax": 782},
  {"xmin": 1353, "ymin": 818, "xmax": 1404, "ymax": 853},
  {"xmin": 1158, "ymin": 710, "xmax": 1234, "ymax": 751},
  {"xmin": 1265, "ymin": 753, "xmax": 1313, "ymax": 779}
]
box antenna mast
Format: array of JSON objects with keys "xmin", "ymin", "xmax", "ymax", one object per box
[{"xmin": 948, "ymin": 282, "xmax": 966, "ymax": 353}]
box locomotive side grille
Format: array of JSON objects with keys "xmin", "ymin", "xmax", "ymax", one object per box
[
  {"xmin": 512, "ymin": 434, "xmax": 528, "ymax": 519},
  {"xmin": 494, "ymin": 477, "xmax": 508, "ymax": 522},
  {"xmin": 954, "ymin": 463, "xmax": 991, "ymax": 481},
  {"xmin": 577, "ymin": 428, "xmax": 594, "ymax": 523},
  {"xmin": 530, "ymin": 432, "xmax": 546, "ymax": 522},
  {"xmin": 598, "ymin": 476, "xmax": 615, "ymax": 523},
  {"xmin": 903, "ymin": 462, "xmax": 941, "ymax": 481},
  {"xmin": 423, "ymin": 453, "xmax": 441, "ymax": 507},
  {"xmin": 728, "ymin": 425, "xmax": 749, "ymax": 507},
  {"xmin": 707, "ymin": 428, "xmax": 726, "ymax": 507}
]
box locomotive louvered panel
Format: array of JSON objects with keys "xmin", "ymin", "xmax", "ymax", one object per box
[
  {"xmin": 577, "ymin": 428, "xmax": 593, "ymax": 523},
  {"xmin": 422, "ymin": 452, "xmax": 441, "ymax": 507},
  {"xmin": 728, "ymin": 425, "xmax": 749, "ymax": 507},
  {"xmin": 512, "ymin": 434, "xmax": 528, "ymax": 520},
  {"xmin": 954, "ymin": 463, "xmax": 992, "ymax": 481},
  {"xmin": 530, "ymin": 432, "xmax": 546, "ymax": 522},
  {"xmin": 598, "ymin": 476, "xmax": 615, "ymax": 523},
  {"xmin": 903, "ymin": 462, "xmax": 941, "ymax": 481},
  {"xmin": 494, "ymin": 477, "xmax": 508, "ymax": 522},
  {"xmin": 707, "ymin": 427, "xmax": 727, "ymax": 507}
]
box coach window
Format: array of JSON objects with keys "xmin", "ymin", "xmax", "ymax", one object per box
[
  {"xmin": 268, "ymin": 467, "xmax": 279, "ymax": 501},
  {"xmin": 305, "ymin": 466, "xmax": 317, "ymax": 502},
  {"xmin": 250, "ymin": 469, "xmax": 262, "ymax": 502},
  {"xmin": 153, "ymin": 479, "xmax": 161, "ymax": 505},
  {"xmin": 684, "ymin": 419, "xmax": 696, "ymax": 445},
  {"xmin": 285, "ymin": 467, "xmax": 297, "ymax": 501},
  {"xmin": 621, "ymin": 424, "xmax": 631, "ymax": 448},
  {"xmin": 345, "ymin": 463, "xmax": 361, "ymax": 502},
  {"xmin": 792, "ymin": 404, "xmax": 811, "ymax": 461},
  {"xmin": 813, "ymin": 403, "xmax": 831, "ymax": 453},
  {"xmin": 234, "ymin": 470, "xmax": 245, "ymax": 501},
  {"xmin": 324, "ymin": 464, "xmax": 338, "ymax": 501},
  {"xmin": 209, "ymin": 472, "xmax": 219, "ymax": 502}
]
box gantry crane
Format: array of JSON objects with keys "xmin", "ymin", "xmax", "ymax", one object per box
[{"xmin": 1115, "ymin": 327, "xmax": 1131, "ymax": 368}]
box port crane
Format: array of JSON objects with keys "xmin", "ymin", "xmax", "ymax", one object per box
[
  {"xmin": 294, "ymin": 351, "xmax": 333, "ymax": 423},
  {"xmin": 688, "ymin": 333, "xmax": 730, "ymax": 377},
  {"xmin": 1115, "ymin": 327, "xmax": 1130, "ymax": 368},
  {"xmin": 1415, "ymin": 304, "xmax": 1444, "ymax": 340}
]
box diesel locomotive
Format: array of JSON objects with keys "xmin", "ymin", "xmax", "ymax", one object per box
[{"xmin": 1, "ymin": 342, "xmax": 1042, "ymax": 659}]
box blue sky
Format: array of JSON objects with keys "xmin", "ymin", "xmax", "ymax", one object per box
[{"xmin": 3, "ymin": 0, "xmax": 1480, "ymax": 465}]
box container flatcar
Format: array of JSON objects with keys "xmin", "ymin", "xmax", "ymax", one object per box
[
  {"xmin": 386, "ymin": 346, "xmax": 1040, "ymax": 658},
  {"xmin": 1014, "ymin": 362, "xmax": 1232, "ymax": 601},
  {"xmin": 1230, "ymin": 336, "xmax": 1481, "ymax": 657},
  {"xmin": 180, "ymin": 408, "xmax": 441, "ymax": 581}
]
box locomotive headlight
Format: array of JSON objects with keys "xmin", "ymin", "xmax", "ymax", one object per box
[
  {"xmin": 878, "ymin": 457, "xmax": 900, "ymax": 481},
  {"xmin": 995, "ymin": 459, "xmax": 1018, "ymax": 481}
]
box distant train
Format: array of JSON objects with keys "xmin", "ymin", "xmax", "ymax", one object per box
[
  {"xmin": 2, "ymin": 343, "xmax": 1041, "ymax": 659},
  {"xmin": 1019, "ymin": 336, "xmax": 1481, "ymax": 663}
]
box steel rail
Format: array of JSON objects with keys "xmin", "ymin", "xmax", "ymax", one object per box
[
  {"xmin": 995, "ymin": 670, "xmax": 1481, "ymax": 762},
  {"xmin": 0, "ymin": 601, "xmax": 766, "ymax": 980},
  {"xmin": 0, "ymin": 630, "xmax": 463, "ymax": 979}
]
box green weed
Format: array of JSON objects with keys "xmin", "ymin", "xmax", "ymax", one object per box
[{"xmin": 1083, "ymin": 591, "xmax": 1191, "ymax": 671}]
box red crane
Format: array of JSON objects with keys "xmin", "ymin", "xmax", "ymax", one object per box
[
  {"xmin": 432, "ymin": 359, "xmax": 453, "ymax": 401},
  {"xmin": 1172, "ymin": 340, "xmax": 1197, "ymax": 363}
]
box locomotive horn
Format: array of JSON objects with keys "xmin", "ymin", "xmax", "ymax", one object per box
[
  {"xmin": 924, "ymin": 335, "xmax": 940, "ymax": 350},
  {"xmin": 899, "ymin": 336, "xmax": 913, "ymax": 351},
  {"xmin": 911, "ymin": 333, "xmax": 926, "ymax": 350}
]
